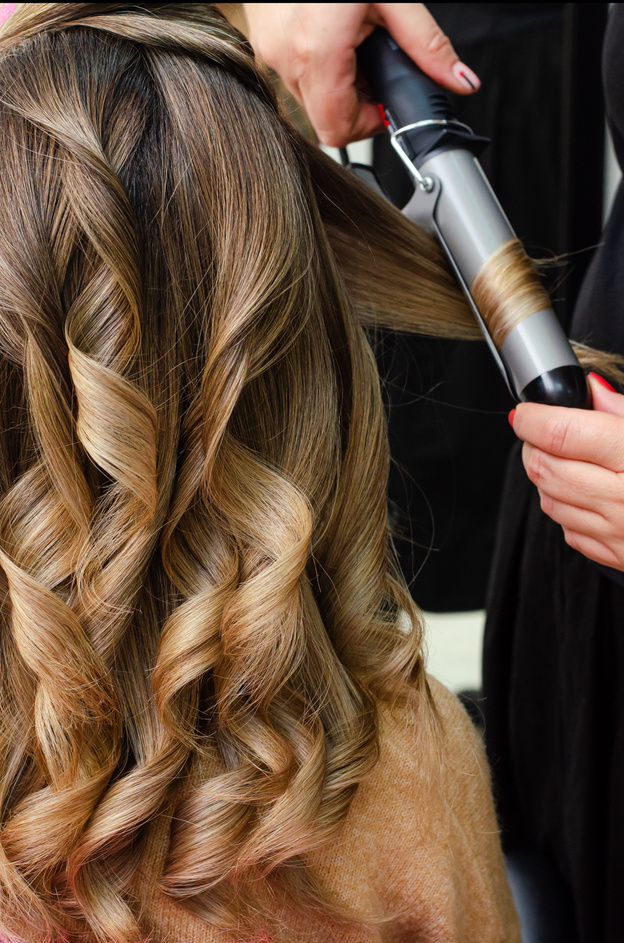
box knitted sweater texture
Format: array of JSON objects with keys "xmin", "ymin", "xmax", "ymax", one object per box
[{"xmin": 137, "ymin": 677, "xmax": 520, "ymax": 942}]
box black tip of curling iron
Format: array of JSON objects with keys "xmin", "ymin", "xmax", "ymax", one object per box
[{"xmin": 520, "ymin": 366, "xmax": 592, "ymax": 409}]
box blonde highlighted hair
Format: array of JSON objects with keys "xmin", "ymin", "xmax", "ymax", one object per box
[{"xmin": 0, "ymin": 4, "xmax": 586, "ymax": 941}]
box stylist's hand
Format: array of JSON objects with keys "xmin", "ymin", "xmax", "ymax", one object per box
[
  {"xmin": 511, "ymin": 373, "xmax": 624, "ymax": 570},
  {"xmin": 243, "ymin": 3, "xmax": 480, "ymax": 147}
]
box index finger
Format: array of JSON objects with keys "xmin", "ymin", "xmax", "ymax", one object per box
[
  {"xmin": 512, "ymin": 402, "xmax": 624, "ymax": 471},
  {"xmin": 300, "ymin": 46, "xmax": 384, "ymax": 146}
]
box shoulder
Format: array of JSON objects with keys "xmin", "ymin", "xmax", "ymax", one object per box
[
  {"xmin": 377, "ymin": 673, "xmax": 485, "ymax": 779},
  {"xmin": 370, "ymin": 675, "xmax": 507, "ymax": 858},
  {"xmin": 312, "ymin": 675, "xmax": 521, "ymax": 942},
  {"xmin": 370, "ymin": 675, "xmax": 499, "ymax": 830}
]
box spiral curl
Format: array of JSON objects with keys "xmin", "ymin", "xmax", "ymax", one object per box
[{"xmin": 0, "ymin": 4, "xmax": 547, "ymax": 942}]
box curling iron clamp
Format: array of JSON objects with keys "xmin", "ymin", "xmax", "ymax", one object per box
[{"xmin": 357, "ymin": 28, "xmax": 591, "ymax": 409}]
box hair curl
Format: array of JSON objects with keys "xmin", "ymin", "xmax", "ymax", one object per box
[{"xmin": 0, "ymin": 4, "xmax": 534, "ymax": 942}]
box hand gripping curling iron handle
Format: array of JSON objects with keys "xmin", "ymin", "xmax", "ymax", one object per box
[{"xmin": 357, "ymin": 28, "xmax": 591, "ymax": 409}]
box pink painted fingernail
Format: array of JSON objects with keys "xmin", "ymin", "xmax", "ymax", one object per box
[
  {"xmin": 589, "ymin": 371, "xmax": 616, "ymax": 392},
  {"xmin": 508, "ymin": 408, "xmax": 516, "ymax": 428},
  {"xmin": 452, "ymin": 61, "xmax": 480, "ymax": 91}
]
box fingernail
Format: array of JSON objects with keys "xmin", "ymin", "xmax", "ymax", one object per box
[
  {"xmin": 589, "ymin": 371, "xmax": 616, "ymax": 392},
  {"xmin": 508, "ymin": 408, "xmax": 516, "ymax": 428},
  {"xmin": 452, "ymin": 61, "xmax": 480, "ymax": 90}
]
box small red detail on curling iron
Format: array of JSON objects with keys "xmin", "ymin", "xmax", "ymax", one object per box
[{"xmin": 377, "ymin": 102, "xmax": 391, "ymax": 127}]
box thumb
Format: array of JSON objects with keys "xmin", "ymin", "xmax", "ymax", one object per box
[
  {"xmin": 375, "ymin": 2, "xmax": 480, "ymax": 94},
  {"xmin": 588, "ymin": 372, "xmax": 624, "ymax": 417}
]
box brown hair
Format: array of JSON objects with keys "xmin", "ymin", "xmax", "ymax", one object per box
[
  {"xmin": 471, "ymin": 238, "xmax": 549, "ymax": 348},
  {"xmin": 0, "ymin": 4, "xmax": 601, "ymax": 942},
  {"xmin": 471, "ymin": 238, "xmax": 624, "ymax": 380}
]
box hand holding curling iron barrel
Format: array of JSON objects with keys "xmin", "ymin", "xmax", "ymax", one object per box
[{"xmin": 357, "ymin": 28, "xmax": 592, "ymax": 409}]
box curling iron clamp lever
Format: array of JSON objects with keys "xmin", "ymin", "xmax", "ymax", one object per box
[{"xmin": 390, "ymin": 119, "xmax": 474, "ymax": 192}]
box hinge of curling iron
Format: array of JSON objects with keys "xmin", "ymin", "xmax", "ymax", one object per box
[{"xmin": 390, "ymin": 119, "xmax": 473, "ymax": 192}]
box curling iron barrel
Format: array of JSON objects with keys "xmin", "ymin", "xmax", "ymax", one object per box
[{"xmin": 357, "ymin": 28, "xmax": 591, "ymax": 408}]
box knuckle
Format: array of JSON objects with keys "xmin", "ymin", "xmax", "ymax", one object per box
[
  {"xmin": 545, "ymin": 416, "xmax": 570, "ymax": 455},
  {"xmin": 539, "ymin": 491, "xmax": 554, "ymax": 516},
  {"xmin": 254, "ymin": 39, "xmax": 280, "ymax": 70},
  {"xmin": 258, "ymin": 36, "xmax": 308, "ymax": 75},
  {"xmin": 613, "ymin": 443, "xmax": 624, "ymax": 472},
  {"xmin": 563, "ymin": 528, "xmax": 581, "ymax": 551},
  {"xmin": 318, "ymin": 128, "xmax": 349, "ymax": 148},
  {"xmin": 599, "ymin": 498, "xmax": 617, "ymax": 527},
  {"xmin": 424, "ymin": 28, "xmax": 454, "ymax": 59},
  {"xmin": 290, "ymin": 36, "xmax": 311, "ymax": 68},
  {"xmin": 527, "ymin": 448, "xmax": 547, "ymax": 485}
]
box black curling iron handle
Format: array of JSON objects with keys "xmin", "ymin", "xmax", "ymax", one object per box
[
  {"xmin": 356, "ymin": 28, "xmax": 488, "ymax": 165},
  {"xmin": 357, "ymin": 27, "xmax": 454, "ymax": 128}
]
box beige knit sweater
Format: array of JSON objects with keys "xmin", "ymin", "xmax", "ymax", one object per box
[{"xmin": 137, "ymin": 677, "xmax": 520, "ymax": 942}]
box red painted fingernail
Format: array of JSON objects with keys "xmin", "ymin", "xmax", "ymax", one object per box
[
  {"xmin": 589, "ymin": 372, "xmax": 616, "ymax": 392},
  {"xmin": 508, "ymin": 408, "xmax": 516, "ymax": 428}
]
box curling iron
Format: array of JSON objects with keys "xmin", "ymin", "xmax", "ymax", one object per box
[{"xmin": 357, "ymin": 28, "xmax": 591, "ymax": 409}]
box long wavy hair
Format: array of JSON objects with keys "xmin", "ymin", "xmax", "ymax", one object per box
[{"xmin": 0, "ymin": 4, "xmax": 564, "ymax": 941}]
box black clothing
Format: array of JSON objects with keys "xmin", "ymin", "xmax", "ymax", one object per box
[
  {"xmin": 430, "ymin": 3, "xmax": 563, "ymax": 47},
  {"xmin": 484, "ymin": 7, "xmax": 624, "ymax": 941}
]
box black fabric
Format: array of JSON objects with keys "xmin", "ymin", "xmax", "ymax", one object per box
[
  {"xmin": 505, "ymin": 850, "xmax": 580, "ymax": 943},
  {"xmin": 571, "ymin": 186, "xmax": 624, "ymax": 360},
  {"xmin": 380, "ymin": 334, "xmax": 514, "ymax": 612},
  {"xmin": 571, "ymin": 5, "xmax": 624, "ymax": 362},
  {"xmin": 483, "ymin": 7, "xmax": 624, "ymax": 941},
  {"xmin": 428, "ymin": 3, "xmax": 563, "ymax": 48},
  {"xmin": 375, "ymin": 12, "xmax": 566, "ymax": 611},
  {"xmin": 484, "ymin": 448, "xmax": 624, "ymax": 942}
]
